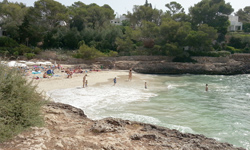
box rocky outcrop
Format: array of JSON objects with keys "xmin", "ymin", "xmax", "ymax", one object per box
[
  {"xmin": 131, "ymin": 59, "xmax": 249, "ymax": 75},
  {"xmin": 0, "ymin": 102, "xmax": 245, "ymax": 150},
  {"xmin": 57, "ymin": 55, "xmax": 250, "ymax": 75},
  {"xmin": 97, "ymin": 56, "xmax": 250, "ymax": 75}
]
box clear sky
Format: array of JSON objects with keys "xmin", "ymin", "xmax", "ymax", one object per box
[{"xmin": 7, "ymin": 0, "xmax": 250, "ymax": 16}]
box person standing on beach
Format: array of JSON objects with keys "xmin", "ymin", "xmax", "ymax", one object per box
[
  {"xmin": 206, "ymin": 84, "xmax": 208, "ymax": 91},
  {"xmin": 145, "ymin": 82, "xmax": 147, "ymax": 89},
  {"xmin": 83, "ymin": 74, "xmax": 87, "ymax": 88},
  {"xmin": 128, "ymin": 69, "xmax": 132, "ymax": 81},
  {"xmin": 113, "ymin": 77, "xmax": 116, "ymax": 86}
]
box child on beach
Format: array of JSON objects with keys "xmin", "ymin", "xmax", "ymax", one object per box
[
  {"xmin": 128, "ymin": 69, "xmax": 132, "ymax": 81},
  {"xmin": 113, "ymin": 77, "xmax": 116, "ymax": 86},
  {"xmin": 85, "ymin": 80, "xmax": 88, "ymax": 87},
  {"xmin": 43, "ymin": 72, "xmax": 49, "ymax": 78}
]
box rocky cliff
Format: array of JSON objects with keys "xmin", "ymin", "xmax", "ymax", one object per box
[
  {"xmin": 0, "ymin": 102, "xmax": 245, "ymax": 150},
  {"xmin": 112, "ymin": 57, "xmax": 250, "ymax": 75},
  {"xmin": 57, "ymin": 55, "xmax": 250, "ymax": 75},
  {"xmin": 131, "ymin": 60, "xmax": 249, "ymax": 75}
]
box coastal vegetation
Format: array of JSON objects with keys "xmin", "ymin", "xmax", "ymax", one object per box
[
  {"xmin": 0, "ymin": 0, "xmax": 249, "ymax": 61},
  {"xmin": 0, "ymin": 64, "xmax": 44, "ymax": 142}
]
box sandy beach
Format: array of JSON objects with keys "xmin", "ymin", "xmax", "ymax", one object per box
[{"xmin": 29, "ymin": 67, "xmax": 145, "ymax": 98}]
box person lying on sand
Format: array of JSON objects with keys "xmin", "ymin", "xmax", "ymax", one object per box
[
  {"xmin": 74, "ymin": 68, "xmax": 83, "ymax": 73},
  {"xmin": 33, "ymin": 76, "xmax": 39, "ymax": 80},
  {"xmin": 43, "ymin": 72, "xmax": 49, "ymax": 78}
]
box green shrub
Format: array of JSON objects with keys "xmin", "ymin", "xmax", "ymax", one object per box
[
  {"xmin": 25, "ymin": 53, "xmax": 36, "ymax": 60},
  {"xmin": 0, "ymin": 64, "xmax": 44, "ymax": 142},
  {"xmin": 13, "ymin": 51, "xmax": 19, "ymax": 57},
  {"xmin": 130, "ymin": 47, "xmax": 149, "ymax": 56},
  {"xmin": 107, "ymin": 50, "xmax": 118, "ymax": 57},
  {"xmin": 188, "ymin": 50, "xmax": 231, "ymax": 57},
  {"xmin": 214, "ymin": 51, "xmax": 231, "ymax": 57},
  {"xmin": 172, "ymin": 56, "xmax": 197, "ymax": 63},
  {"xmin": 13, "ymin": 45, "xmax": 33, "ymax": 55},
  {"xmin": 33, "ymin": 47, "xmax": 42, "ymax": 54},
  {"xmin": 73, "ymin": 44, "xmax": 106, "ymax": 59},
  {"xmin": 243, "ymin": 47, "xmax": 250, "ymax": 53},
  {"xmin": 0, "ymin": 37, "xmax": 18, "ymax": 48},
  {"xmin": 0, "ymin": 47, "xmax": 10, "ymax": 56},
  {"xmin": 165, "ymin": 43, "xmax": 183, "ymax": 56},
  {"xmin": 225, "ymin": 46, "xmax": 243, "ymax": 54}
]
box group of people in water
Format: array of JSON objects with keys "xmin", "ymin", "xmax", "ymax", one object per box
[
  {"xmin": 112, "ymin": 68, "xmax": 147, "ymax": 89},
  {"xmin": 113, "ymin": 69, "xmax": 133, "ymax": 86}
]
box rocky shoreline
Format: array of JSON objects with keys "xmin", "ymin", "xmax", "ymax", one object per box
[
  {"xmin": 59, "ymin": 55, "xmax": 250, "ymax": 75},
  {"xmin": 107, "ymin": 56, "xmax": 250, "ymax": 75},
  {"xmin": 0, "ymin": 102, "xmax": 246, "ymax": 150},
  {"xmin": 132, "ymin": 60, "xmax": 250, "ymax": 75}
]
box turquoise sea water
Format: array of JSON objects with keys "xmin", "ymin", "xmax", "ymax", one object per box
[{"xmin": 48, "ymin": 74, "xmax": 250, "ymax": 149}]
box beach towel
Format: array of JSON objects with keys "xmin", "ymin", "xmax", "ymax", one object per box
[{"xmin": 32, "ymin": 71, "xmax": 41, "ymax": 74}]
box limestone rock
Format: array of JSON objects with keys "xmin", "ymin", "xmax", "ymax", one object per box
[{"xmin": 0, "ymin": 102, "xmax": 246, "ymax": 150}]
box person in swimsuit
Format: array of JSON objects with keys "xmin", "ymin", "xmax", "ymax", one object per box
[
  {"xmin": 128, "ymin": 69, "xmax": 132, "ymax": 81},
  {"xmin": 83, "ymin": 74, "xmax": 87, "ymax": 88}
]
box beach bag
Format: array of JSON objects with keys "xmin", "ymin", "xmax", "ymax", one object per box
[{"xmin": 46, "ymin": 69, "xmax": 53, "ymax": 76}]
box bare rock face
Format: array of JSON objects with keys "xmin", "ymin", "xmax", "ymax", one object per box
[
  {"xmin": 131, "ymin": 60, "xmax": 248, "ymax": 75},
  {"xmin": 96, "ymin": 56, "xmax": 250, "ymax": 75},
  {"xmin": 0, "ymin": 102, "xmax": 245, "ymax": 150}
]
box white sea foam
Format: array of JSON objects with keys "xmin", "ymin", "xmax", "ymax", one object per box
[
  {"xmin": 109, "ymin": 113, "xmax": 162, "ymax": 125},
  {"xmin": 47, "ymin": 84, "xmax": 157, "ymax": 119},
  {"xmin": 246, "ymin": 93, "xmax": 250, "ymax": 97},
  {"xmin": 165, "ymin": 83, "xmax": 182, "ymax": 89},
  {"xmin": 167, "ymin": 84, "xmax": 175, "ymax": 89},
  {"xmin": 170, "ymin": 124, "xmax": 195, "ymax": 133}
]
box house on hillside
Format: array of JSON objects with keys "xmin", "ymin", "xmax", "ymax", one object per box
[
  {"xmin": 110, "ymin": 15, "xmax": 128, "ymax": 26},
  {"xmin": 59, "ymin": 21, "xmax": 67, "ymax": 26},
  {"xmin": 228, "ymin": 15, "xmax": 243, "ymax": 31}
]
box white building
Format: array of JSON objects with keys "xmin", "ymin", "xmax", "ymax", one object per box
[
  {"xmin": 228, "ymin": 15, "xmax": 243, "ymax": 31},
  {"xmin": 59, "ymin": 21, "xmax": 67, "ymax": 26},
  {"xmin": 110, "ymin": 15, "xmax": 128, "ymax": 26}
]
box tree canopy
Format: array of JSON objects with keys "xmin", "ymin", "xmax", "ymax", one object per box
[
  {"xmin": 189, "ymin": 0, "xmax": 233, "ymax": 38},
  {"xmin": 235, "ymin": 6, "xmax": 250, "ymax": 23},
  {"xmin": 0, "ymin": 0, "xmax": 249, "ymax": 59}
]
